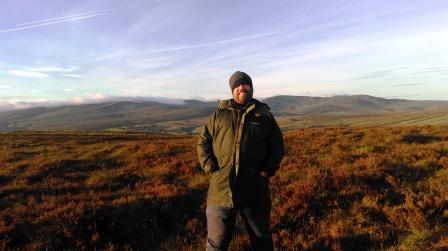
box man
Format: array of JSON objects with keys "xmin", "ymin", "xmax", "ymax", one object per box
[{"xmin": 197, "ymin": 71, "xmax": 285, "ymax": 250}]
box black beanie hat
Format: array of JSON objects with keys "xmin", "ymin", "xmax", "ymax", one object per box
[{"xmin": 229, "ymin": 71, "xmax": 253, "ymax": 92}]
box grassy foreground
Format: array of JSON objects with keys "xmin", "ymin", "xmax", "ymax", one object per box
[{"xmin": 0, "ymin": 126, "xmax": 447, "ymax": 250}]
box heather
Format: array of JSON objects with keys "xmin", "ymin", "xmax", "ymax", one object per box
[{"xmin": 1, "ymin": 126, "xmax": 447, "ymax": 250}]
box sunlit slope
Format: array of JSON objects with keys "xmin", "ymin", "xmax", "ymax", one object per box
[{"xmin": 276, "ymin": 110, "xmax": 448, "ymax": 130}]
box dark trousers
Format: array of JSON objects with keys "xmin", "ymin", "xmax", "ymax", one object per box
[{"xmin": 206, "ymin": 205, "xmax": 273, "ymax": 251}]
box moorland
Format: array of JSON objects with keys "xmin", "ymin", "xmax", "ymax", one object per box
[{"xmin": 1, "ymin": 125, "xmax": 447, "ymax": 250}]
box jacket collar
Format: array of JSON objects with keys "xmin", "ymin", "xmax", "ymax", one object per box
[{"xmin": 217, "ymin": 98, "xmax": 269, "ymax": 111}]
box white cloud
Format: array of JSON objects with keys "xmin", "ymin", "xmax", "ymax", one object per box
[
  {"xmin": 0, "ymin": 102, "xmax": 18, "ymax": 112},
  {"xmin": 6, "ymin": 65, "xmax": 81, "ymax": 79},
  {"xmin": 25, "ymin": 66, "xmax": 80, "ymax": 73},
  {"xmin": 0, "ymin": 94, "xmax": 187, "ymax": 112},
  {"xmin": 0, "ymin": 94, "xmax": 107, "ymax": 112},
  {"xmin": 9, "ymin": 70, "xmax": 49, "ymax": 78},
  {"xmin": 72, "ymin": 93, "xmax": 106, "ymax": 104},
  {"xmin": 61, "ymin": 74, "xmax": 82, "ymax": 78},
  {"xmin": 0, "ymin": 98, "xmax": 60, "ymax": 112}
]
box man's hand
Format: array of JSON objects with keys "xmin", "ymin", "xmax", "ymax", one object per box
[{"xmin": 259, "ymin": 171, "xmax": 269, "ymax": 178}]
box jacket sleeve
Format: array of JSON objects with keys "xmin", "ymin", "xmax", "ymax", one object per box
[
  {"xmin": 262, "ymin": 113, "xmax": 285, "ymax": 177},
  {"xmin": 197, "ymin": 113, "xmax": 219, "ymax": 174}
]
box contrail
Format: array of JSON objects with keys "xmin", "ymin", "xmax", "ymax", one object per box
[
  {"xmin": 0, "ymin": 7, "xmax": 124, "ymax": 33},
  {"xmin": 15, "ymin": 6, "xmax": 127, "ymax": 27},
  {"xmin": 15, "ymin": 9, "xmax": 112, "ymax": 27},
  {"xmin": 1, "ymin": 14, "xmax": 107, "ymax": 32},
  {"xmin": 151, "ymin": 32, "xmax": 281, "ymax": 53}
]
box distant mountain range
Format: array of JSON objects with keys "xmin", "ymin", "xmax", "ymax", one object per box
[{"xmin": 0, "ymin": 95, "xmax": 447, "ymax": 132}]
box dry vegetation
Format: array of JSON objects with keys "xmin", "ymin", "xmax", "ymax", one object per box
[{"xmin": 0, "ymin": 126, "xmax": 447, "ymax": 250}]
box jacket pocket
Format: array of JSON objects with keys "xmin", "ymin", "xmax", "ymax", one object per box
[{"xmin": 208, "ymin": 166, "xmax": 231, "ymax": 205}]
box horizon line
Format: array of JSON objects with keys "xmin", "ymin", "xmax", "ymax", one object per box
[{"xmin": 1, "ymin": 93, "xmax": 448, "ymax": 113}]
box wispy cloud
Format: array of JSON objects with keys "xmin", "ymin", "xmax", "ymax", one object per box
[
  {"xmin": 1, "ymin": 1, "xmax": 446, "ymax": 104},
  {"xmin": 150, "ymin": 32, "xmax": 280, "ymax": 53},
  {"xmin": 393, "ymin": 83, "xmax": 423, "ymax": 87},
  {"xmin": 24, "ymin": 66, "xmax": 79, "ymax": 73},
  {"xmin": 9, "ymin": 70, "xmax": 49, "ymax": 78},
  {"xmin": 7, "ymin": 65, "xmax": 81, "ymax": 79},
  {"xmin": 351, "ymin": 64, "xmax": 448, "ymax": 81},
  {"xmin": 61, "ymin": 74, "xmax": 82, "ymax": 78},
  {"xmin": 0, "ymin": 8, "xmax": 119, "ymax": 33}
]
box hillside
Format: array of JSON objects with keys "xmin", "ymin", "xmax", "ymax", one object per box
[
  {"xmin": 264, "ymin": 95, "xmax": 448, "ymax": 115},
  {"xmin": 0, "ymin": 100, "xmax": 216, "ymax": 131},
  {"xmin": 0, "ymin": 95, "xmax": 447, "ymax": 132},
  {"xmin": 1, "ymin": 126, "xmax": 448, "ymax": 250}
]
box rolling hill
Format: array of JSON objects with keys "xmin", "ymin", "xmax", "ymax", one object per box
[
  {"xmin": 0, "ymin": 95, "xmax": 447, "ymax": 132},
  {"xmin": 264, "ymin": 95, "xmax": 448, "ymax": 115}
]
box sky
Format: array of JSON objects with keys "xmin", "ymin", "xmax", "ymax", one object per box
[{"xmin": 0, "ymin": 0, "xmax": 447, "ymax": 111}]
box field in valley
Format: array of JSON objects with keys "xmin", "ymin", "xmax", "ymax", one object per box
[
  {"xmin": 1, "ymin": 126, "xmax": 448, "ymax": 250},
  {"xmin": 110, "ymin": 109, "xmax": 448, "ymax": 134}
]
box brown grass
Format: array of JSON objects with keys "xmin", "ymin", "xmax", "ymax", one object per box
[{"xmin": 1, "ymin": 126, "xmax": 447, "ymax": 250}]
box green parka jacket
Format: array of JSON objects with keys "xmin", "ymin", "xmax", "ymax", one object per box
[{"xmin": 197, "ymin": 98, "xmax": 285, "ymax": 208}]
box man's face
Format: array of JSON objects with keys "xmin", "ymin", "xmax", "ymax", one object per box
[{"xmin": 232, "ymin": 83, "xmax": 253, "ymax": 104}]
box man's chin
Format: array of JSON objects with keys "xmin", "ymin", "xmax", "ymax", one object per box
[
  {"xmin": 239, "ymin": 96, "xmax": 252, "ymax": 103},
  {"xmin": 233, "ymin": 93, "xmax": 252, "ymax": 104}
]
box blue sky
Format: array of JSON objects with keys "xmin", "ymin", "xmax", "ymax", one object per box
[{"xmin": 0, "ymin": 0, "xmax": 447, "ymax": 111}]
